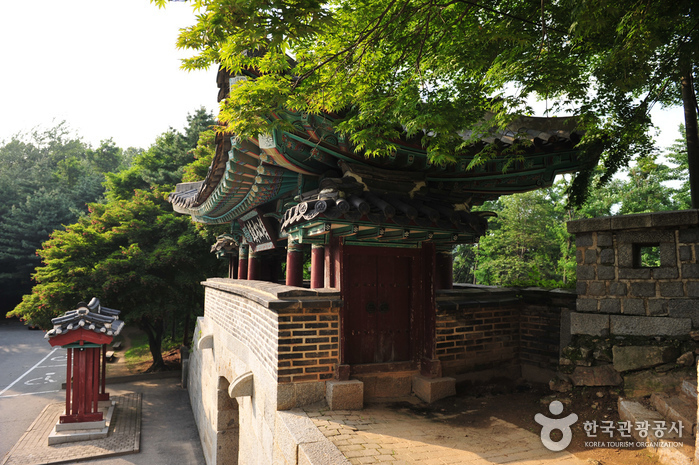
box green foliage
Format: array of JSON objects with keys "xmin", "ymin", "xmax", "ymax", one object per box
[
  {"xmin": 158, "ymin": 0, "xmax": 698, "ymax": 204},
  {"xmin": 454, "ymin": 126, "xmax": 691, "ymax": 288},
  {"xmin": 9, "ymin": 109, "xmax": 224, "ymax": 369},
  {"xmin": 459, "ymin": 188, "xmax": 577, "ymax": 288},
  {"xmin": 182, "ymin": 128, "xmax": 217, "ymax": 182},
  {"xmin": 665, "ymin": 125, "xmax": 691, "ymax": 210},
  {"xmin": 0, "ymin": 123, "xmax": 132, "ymax": 315},
  {"xmin": 9, "ymin": 190, "xmax": 222, "ymax": 368},
  {"xmin": 0, "ymin": 189, "xmax": 76, "ymax": 281}
]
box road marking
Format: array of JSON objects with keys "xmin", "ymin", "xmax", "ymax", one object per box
[
  {"xmin": 0, "ymin": 347, "xmax": 60, "ymax": 396},
  {"xmin": 0, "ymin": 389, "xmax": 60, "ymax": 399},
  {"xmin": 37, "ymin": 365, "xmax": 67, "ymax": 368},
  {"xmin": 24, "ymin": 372, "xmax": 57, "ymax": 386}
]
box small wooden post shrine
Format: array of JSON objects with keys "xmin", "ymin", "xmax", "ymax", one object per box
[{"xmin": 45, "ymin": 298, "xmax": 123, "ymax": 424}]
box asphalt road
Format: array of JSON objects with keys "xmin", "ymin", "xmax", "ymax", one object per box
[{"xmin": 0, "ymin": 319, "xmax": 66, "ymax": 458}]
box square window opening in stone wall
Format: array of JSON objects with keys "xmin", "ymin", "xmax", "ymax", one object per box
[{"xmin": 633, "ymin": 243, "xmax": 660, "ymax": 268}]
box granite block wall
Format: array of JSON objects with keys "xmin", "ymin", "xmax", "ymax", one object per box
[
  {"xmin": 567, "ymin": 210, "xmax": 699, "ymax": 337},
  {"xmin": 189, "ymin": 280, "xmax": 342, "ymax": 465}
]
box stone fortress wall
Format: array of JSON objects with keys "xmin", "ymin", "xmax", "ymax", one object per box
[
  {"xmin": 561, "ymin": 210, "xmax": 699, "ymax": 394},
  {"xmin": 186, "ymin": 279, "xmax": 576, "ymax": 464},
  {"xmin": 185, "ymin": 210, "xmax": 699, "ymax": 465}
]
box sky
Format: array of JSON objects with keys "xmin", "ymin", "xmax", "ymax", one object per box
[
  {"xmin": 0, "ymin": 1, "xmax": 687, "ymax": 153},
  {"xmin": 0, "ymin": 0, "xmax": 218, "ymax": 150}
]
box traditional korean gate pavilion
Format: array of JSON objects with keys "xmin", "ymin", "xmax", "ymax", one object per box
[
  {"xmin": 173, "ymin": 67, "xmax": 589, "ymax": 464},
  {"xmin": 45, "ymin": 298, "xmax": 123, "ymax": 424},
  {"xmin": 171, "ymin": 66, "xmax": 587, "ymax": 391}
]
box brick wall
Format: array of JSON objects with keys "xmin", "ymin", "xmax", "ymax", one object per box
[
  {"xmin": 277, "ymin": 311, "xmax": 340, "ymax": 384},
  {"xmin": 435, "ymin": 286, "xmax": 574, "ymax": 377},
  {"xmin": 203, "ymin": 279, "xmax": 341, "ymax": 384},
  {"xmin": 520, "ymin": 290, "xmax": 575, "ymax": 370}
]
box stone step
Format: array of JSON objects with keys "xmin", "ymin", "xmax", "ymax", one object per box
[
  {"xmin": 681, "ymin": 379, "xmax": 697, "ymax": 401},
  {"xmin": 651, "ymin": 392, "xmax": 697, "ymax": 436},
  {"xmin": 618, "ymin": 398, "xmax": 694, "ymax": 465}
]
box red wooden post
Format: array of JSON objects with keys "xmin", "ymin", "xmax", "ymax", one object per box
[
  {"xmin": 78, "ymin": 348, "xmax": 85, "ymax": 416},
  {"xmin": 310, "ymin": 244, "xmax": 324, "ymax": 288},
  {"xmin": 286, "ymin": 241, "xmax": 304, "ymax": 287},
  {"xmin": 66, "ymin": 348, "xmax": 72, "ymax": 415},
  {"xmin": 93, "ymin": 348, "xmax": 100, "ymax": 413},
  {"xmin": 86, "ymin": 349, "xmax": 93, "ymax": 414},
  {"xmin": 435, "ymin": 250, "xmax": 454, "ymax": 290},
  {"xmin": 324, "ymin": 236, "xmax": 341, "ymax": 289},
  {"xmin": 47, "ymin": 303, "xmax": 121, "ymax": 423},
  {"xmin": 230, "ymin": 254, "xmax": 238, "ymax": 279},
  {"xmin": 421, "ymin": 242, "xmax": 440, "ymax": 377},
  {"xmin": 248, "ymin": 250, "xmax": 259, "ymax": 280},
  {"xmin": 238, "ymin": 244, "xmax": 249, "ymax": 280},
  {"xmin": 100, "ymin": 343, "xmax": 108, "ymax": 401},
  {"xmin": 71, "ymin": 352, "xmax": 78, "ymax": 415}
]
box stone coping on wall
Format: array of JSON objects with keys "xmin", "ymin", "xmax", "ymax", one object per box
[
  {"xmin": 202, "ymin": 278, "xmax": 342, "ymax": 311},
  {"xmin": 439, "ymin": 284, "xmax": 519, "ymax": 307},
  {"xmin": 438, "ymin": 284, "xmax": 575, "ymax": 311},
  {"xmin": 567, "ymin": 210, "xmax": 699, "ymax": 234}
]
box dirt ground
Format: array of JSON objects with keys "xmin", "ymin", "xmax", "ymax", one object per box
[{"xmin": 390, "ymin": 379, "xmax": 663, "ymax": 465}]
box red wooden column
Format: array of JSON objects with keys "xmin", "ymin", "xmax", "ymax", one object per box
[
  {"xmin": 420, "ymin": 242, "xmax": 442, "ymax": 378},
  {"xmin": 92, "ymin": 347, "xmax": 100, "ymax": 414},
  {"xmin": 238, "ymin": 244, "xmax": 249, "ymax": 280},
  {"xmin": 310, "ymin": 244, "xmax": 324, "ymax": 288},
  {"xmin": 324, "ymin": 236, "xmax": 341, "ymax": 289},
  {"xmin": 435, "ymin": 250, "xmax": 454, "ymax": 290},
  {"xmin": 61, "ymin": 346, "xmax": 103, "ymax": 423},
  {"xmin": 248, "ymin": 250, "xmax": 259, "ymax": 280},
  {"xmin": 229, "ymin": 254, "xmax": 238, "ymax": 279},
  {"xmin": 286, "ymin": 241, "xmax": 304, "ymax": 287},
  {"xmin": 99, "ymin": 343, "xmax": 109, "ymax": 401},
  {"xmin": 65, "ymin": 348, "xmax": 72, "ymax": 416}
]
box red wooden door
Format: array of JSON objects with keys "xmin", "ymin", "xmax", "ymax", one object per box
[{"xmin": 344, "ymin": 248, "xmax": 414, "ymax": 365}]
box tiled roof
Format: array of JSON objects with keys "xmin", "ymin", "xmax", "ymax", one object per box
[
  {"xmin": 45, "ymin": 298, "xmax": 124, "ymax": 339},
  {"xmin": 281, "ymin": 173, "xmax": 488, "ymax": 237},
  {"xmin": 169, "ymin": 66, "xmax": 587, "ymax": 226}
]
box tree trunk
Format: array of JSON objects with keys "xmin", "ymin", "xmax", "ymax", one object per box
[
  {"xmin": 182, "ymin": 313, "xmax": 191, "ymax": 348},
  {"xmin": 139, "ymin": 318, "xmax": 165, "ymax": 372},
  {"xmin": 681, "ymin": 72, "xmax": 699, "ymax": 209}
]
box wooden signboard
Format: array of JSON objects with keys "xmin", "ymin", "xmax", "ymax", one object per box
[{"xmin": 238, "ymin": 209, "xmax": 277, "ymax": 252}]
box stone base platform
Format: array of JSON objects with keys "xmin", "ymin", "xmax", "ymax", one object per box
[
  {"xmin": 325, "ymin": 374, "xmax": 456, "ymax": 410},
  {"xmin": 411, "ymin": 374, "xmax": 456, "ymax": 403},
  {"xmin": 1, "ymin": 393, "xmax": 141, "ymax": 465},
  {"xmin": 48, "ymin": 400, "xmax": 117, "ymax": 445}
]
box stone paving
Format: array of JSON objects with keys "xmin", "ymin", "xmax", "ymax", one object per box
[
  {"xmin": 1, "ymin": 393, "xmax": 141, "ymax": 465},
  {"xmin": 306, "ymin": 405, "xmax": 586, "ymax": 465}
]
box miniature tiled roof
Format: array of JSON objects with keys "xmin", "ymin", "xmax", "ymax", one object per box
[{"xmin": 45, "ymin": 298, "xmax": 124, "ymax": 339}]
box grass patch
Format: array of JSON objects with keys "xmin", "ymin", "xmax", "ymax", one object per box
[{"xmin": 124, "ymin": 332, "xmax": 181, "ymax": 371}]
